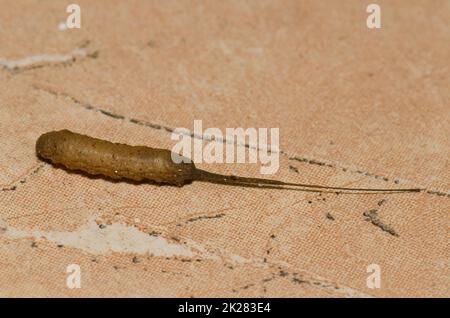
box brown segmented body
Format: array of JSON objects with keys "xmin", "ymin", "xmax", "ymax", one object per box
[
  {"xmin": 36, "ymin": 130, "xmax": 195, "ymax": 185},
  {"xmin": 36, "ymin": 129, "xmax": 421, "ymax": 194}
]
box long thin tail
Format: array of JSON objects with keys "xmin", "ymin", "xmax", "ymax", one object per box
[{"xmin": 193, "ymin": 169, "xmax": 422, "ymax": 194}]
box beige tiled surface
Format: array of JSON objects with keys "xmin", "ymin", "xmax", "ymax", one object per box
[{"xmin": 0, "ymin": 0, "xmax": 448, "ymax": 297}]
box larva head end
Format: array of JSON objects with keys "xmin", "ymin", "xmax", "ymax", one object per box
[{"xmin": 36, "ymin": 131, "xmax": 60, "ymax": 160}]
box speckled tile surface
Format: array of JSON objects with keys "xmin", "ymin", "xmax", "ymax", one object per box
[{"xmin": 0, "ymin": 0, "xmax": 448, "ymax": 297}]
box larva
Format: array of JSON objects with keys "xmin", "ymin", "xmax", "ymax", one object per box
[{"xmin": 36, "ymin": 130, "xmax": 421, "ymax": 194}]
